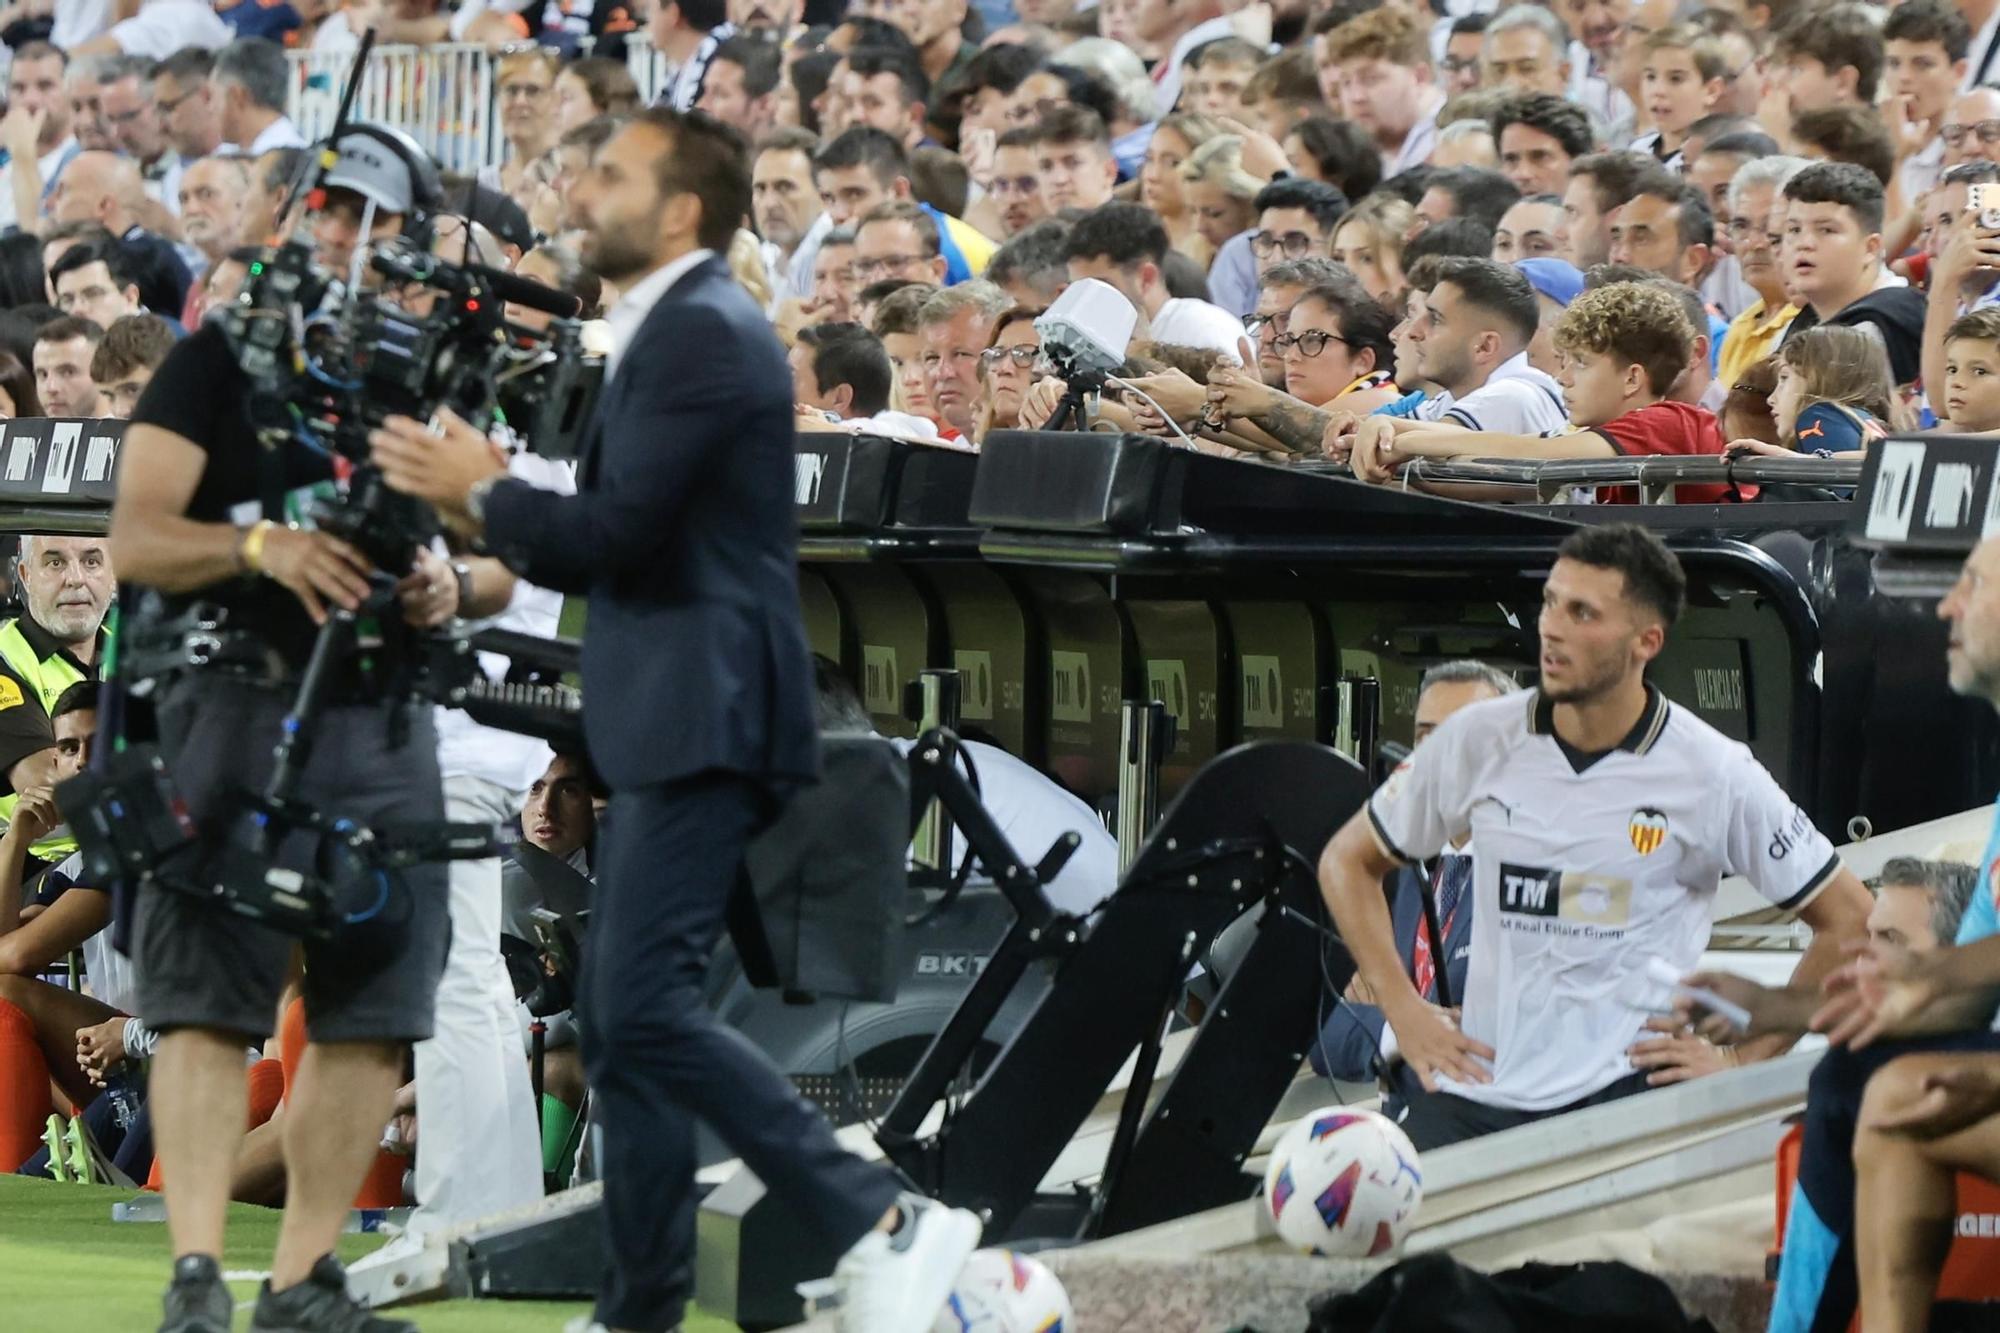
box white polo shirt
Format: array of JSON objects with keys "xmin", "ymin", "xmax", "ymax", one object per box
[
  {"xmin": 1367, "ymin": 686, "xmax": 1840, "ymax": 1112},
  {"xmin": 1417, "ymin": 351, "xmax": 1567, "ymax": 435}
]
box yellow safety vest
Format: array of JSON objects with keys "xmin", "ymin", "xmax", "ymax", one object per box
[{"xmin": 0, "ymin": 618, "xmax": 90, "ymax": 860}]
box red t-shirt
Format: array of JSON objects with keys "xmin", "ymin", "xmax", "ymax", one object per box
[{"xmin": 1589, "ymin": 399, "xmax": 1740, "ymax": 504}]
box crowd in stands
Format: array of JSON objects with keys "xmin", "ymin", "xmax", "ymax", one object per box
[{"xmin": 8, "ymin": 0, "xmax": 2000, "ymax": 1329}]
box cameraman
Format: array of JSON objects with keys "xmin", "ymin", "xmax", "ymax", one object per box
[{"xmin": 106, "ymin": 125, "xmax": 451, "ymax": 1333}]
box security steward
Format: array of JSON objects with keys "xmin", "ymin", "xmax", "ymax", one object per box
[
  {"xmin": 1319, "ymin": 524, "xmax": 1877, "ymax": 1151},
  {"xmin": 0, "ymin": 534, "xmax": 114, "ymax": 863},
  {"xmin": 107, "ymin": 124, "xmax": 447, "ymax": 1333}
]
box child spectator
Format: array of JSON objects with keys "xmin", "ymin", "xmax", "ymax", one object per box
[
  {"xmin": 1634, "ymin": 26, "xmax": 1729, "ymax": 171},
  {"xmin": 1935, "ymin": 307, "xmax": 2000, "ymax": 431},
  {"xmin": 1729, "ymin": 325, "xmax": 1892, "ymax": 457},
  {"xmin": 87, "ymin": 312, "xmax": 174, "ymax": 419}
]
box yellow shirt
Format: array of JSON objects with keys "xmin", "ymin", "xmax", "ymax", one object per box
[{"xmin": 1717, "ymin": 299, "xmax": 1801, "ymax": 389}]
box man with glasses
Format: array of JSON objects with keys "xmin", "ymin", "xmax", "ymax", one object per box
[
  {"xmin": 1918, "ymin": 161, "xmax": 2000, "ymax": 399},
  {"xmin": 1063, "ymin": 201, "xmax": 1248, "ymax": 362},
  {"xmin": 1244, "ymin": 256, "xmax": 1346, "ymax": 389},
  {"xmin": 1941, "ymin": 85, "xmax": 2000, "ymax": 169},
  {"xmin": 854, "ymin": 199, "xmax": 950, "ymax": 287},
  {"xmin": 1441, "ymin": 15, "xmax": 1490, "ymax": 96},
  {"xmin": 1716, "ymin": 154, "xmax": 1808, "ymax": 390},
  {"xmin": 1249, "ymin": 177, "xmax": 1348, "ymax": 280},
  {"xmin": 986, "ymin": 127, "xmax": 1048, "ymax": 240},
  {"xmin": 150, "ymin": 48, "xmax": 222, "ymax": 165},
  {"xmin": 97, "ymin": 55, "xmax": 178, "ymax": 214}
]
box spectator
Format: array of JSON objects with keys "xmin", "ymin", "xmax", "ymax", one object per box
[
  {"xmin": 951, "ymin": 42, "xmax": 1045, "ymax": 144},
  {"xmin": 1780, "ymin": 161, "xmax": 1926, "ymax": 386},
  {"xmin": 1728, "ymin": 324, "xmax": 1891, "ymax": 457},
  {"xmin": 1250, "ymin": 176, "xmax": 1347, "ymax": 280},
  {"xmin": 1064, "ymin": 202, "xmax": 1246, "ymax": 361},
  {"xmin": 33, "ymin": 316, "xmax": 104, "ymax": 417},
  {"xmin": 1322, "ymin": 6, "xmax": 1444, "ymax": 177},
  {"xmin": 791, "ymin": 320, "xmax": 895, "ymax": 420},
  {"xmin": 238, "ymin": 145, "xmax": 309, "ymax": 247},
  {"xmin": 1481, "ymin": 4, "xmax": 1572, "ymax": 97},
  {"xmin": 807, "ymin": 227, "xmax": 860, "ymax": 323},
  {"xmin": 67, "ymin": 54, "xmax": 117, "ymax": 153},
  {"xmin": 983, "ymin": 127, "xmax": 1049, "ymax": 240},
  {"xmin": 811, "ymin": 127, "xmax": 995, "ymax": 284},
  {"xmin": 985, "ymin": 217, "xmax": 1070, "ymax": 306},
  {"xmin": 1493, "ymin": 194, "xmax": 1563, "ymax": 265},
  {"xmin": 1937, "ymin": 308, "xmax": 2000, "ymax": 430},
  {"xmin": 1238, "ymin": 255, "xmax": 1344, "ymax": 388},
  {"xmin": 1769, "ymin": 4, "xmax": 1883, "ymax": 120},
  {"xmin": 1140, "ymin": 112, "xmax": 1226, "ymax": 267},
  {"xmin": 875, "ymin": 0, "xmax": 975, "ymax": 89},
  {"xmin": 1241, "ymin": 48, "xmax": 1328, "ymax": 144},
  {"xmin": 1330, "ymin": 191, "xmax": 1414, "ymax": 305},
  {"xmin": 1881, "ymin": 0, "xmax": 1969, "ymax": 207},
  {"xmin": 1681, "ymin": 112, "xmax": 1762, "ymax": 165},
  {"xmin": 209, "ymin": 38, "xmax": 303, "ymax": 153},
  {"xmin": 1492, "ymin": 94, "xmax": 1593, "ymax": 199},
  {"xmin": 151, "ymin": 47, "xmax": 223, "ymax": 164},
  {"xmin": 1441, "ymin": 13, "xmax": 1490, "ymax": 96},
  {"xmin": 1282, "ymin": 116, "xmax": 1382, "ymax": 202},
  {"xmin": 1381, "ymin": 255, "xmax": 1567, "ymax": 435},
  {"xmin": 1632, "ymin": 25, "xmax": 1728, "ymax": 170},
  {"xmin": 973, "ymin": 305, "xmax": 1044, "ymax": 437},
  {"xmin": 700, "ymin": 33, "xmax": 785, "ymax": 143},
  {"xmin": 69, "ymin": 0, "xmax": 230, "ymax": 58},
  {"xmin": 0, "ymin": 43, "xmax": 79, "ymax": 234},
  {"xmin": 1311, "ymin": 660, "xmax": 1515, "ymax": 1111},
  {"xmin": 1031, "ymin": 105, "xmax": 1119, "ymax": 213},
  {"xmin": 1942, "ymin": 85, "xmax": 2000, "ymax": 171},
  {"xmin": 0, "ymin": 345, "xmax": 42, "ymax": 419},
  {"xmin": 492, "ymin": 49, "xmax": 562, "ymax": 201},
  {"xmin": 870, "ymin": 280, "xmax": 943, "ymax": 421},
  {"xmin": 1717, "ymin": 154, "xmax": 1809, "ymax": 390},
  {"xmin": 1514, "ymin": 255, "xmax": 1585, "ymax": 376},
  {"xmin": 1431, "ymin": 119, "xmax": 1498, "ymax": 172},
  {"xmin": 1051, "ymin": 40, "xmax": 1160, "ymax": 175},
  {"xmin": 1558, "ymin": 150, "xmax": 1656, "ymax": 270},
  {"xmin": 553, "ymin": 56, "xmax": 641, "ymax": 136},
  {"xmin": 916, "ymin": 280, "xmax": 1010, "ymax": 439},
  {"xmin": 97, "ymin": 54, "xmax": 177, "ymax": 211},
  {"xmin": 1404, "ymin": 215, "xmax": 1497, "ymax": 266},
  {"xmin": 1606, "ymin": 174, "xmax": 1714, "ymax": 288},
  {"xmin": 1273, "ymin": 278, "xmax": 1399, "ymax": 412},
  {"xmin": 754, "ymin": 128, "xmax": 825, "ymax": 292},
  {"xmin": 1181, "ymin": 36, "xmax": 1264, "ymax": 120},
  {"xmin": 1691, "ymin": 9, "xmax": 1765, "ymax": 119},
  {"xmin": 836, "ymin": 44, "xmax": 931, "ymax": 149},
  {"xmin": 50, "ymin": 239, "xmax": 146, "ymax": 330},
  {"xmin": 1415, "ymin": 166, "xmax": 1521, "ymax": 236},
  {"xmin": 1690, "ymin": 130, "xmax": 1781, "ymax": 321},
  {"xmin": 854, "ymin": 199, "xmax": 950, "ymax": 287},
  {"xmin": 89, "ymin": 312, "xmax": 175, "ymax": 418},
  {"xmin": 1791, "ymin": 105, "xmax": 1896, "ymax": 189},
  {"xmin": 650, "ymin": 0, "xmax": 731, "ymax": 115},
  {"xmin": 46, "ymin": 150, "xmax": 192, "ymax": 318}
]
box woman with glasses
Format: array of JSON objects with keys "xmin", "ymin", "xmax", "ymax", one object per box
[
  {"xmin": 490, "ymin": 49, "xmax": 562, "ymax": 204},
  {"xmin": 1330, "ymin": 194, "xmax": 1416, "ymax": 306},
  {"xmin": 1179, "ymin": 135, "xmax": 1268, "ymax": 260},
  {"xmin": 1140, "ymin": 113, "xmax": 1228, "ymax": 270},
  {"xmin": 973, "ymin": 306, "xmax": 1045, "ymax": 440}
]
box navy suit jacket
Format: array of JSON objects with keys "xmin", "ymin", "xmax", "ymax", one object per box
[
  {"xmin": 1312, "ymin": 854, "xmax": 1474, "ymax": 1090},
  {"xmin": 482, "ymin": 254, "xmax": 819, "ymax": 794}
]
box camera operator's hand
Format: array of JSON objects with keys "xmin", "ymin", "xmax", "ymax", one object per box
[
  {"xmin": 370, "ymin": 410, "xmax": 508, "ymax": 530},
  {"xmin": 5, "ymin": 784, "xmax": 60, "ymax": 847},
  {"xmin": 258, "ymin": 526, "xmax": 375, "ymax": 625},
  {"xmin": 396, "ymin": 546, "xmax": 459, "ymax": 628},
  {"xmin": 75, "ymin": 1017, "xmax": 126, "ymax": 1088}
]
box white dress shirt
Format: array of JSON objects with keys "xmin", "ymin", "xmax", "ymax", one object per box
[
  {"xmin": 245, "ymin": 116, "xmax": 308, "ymax": 156},
  {"xmin": 603, "ymin": 246, "xmax": 716, "ymax": 381}
]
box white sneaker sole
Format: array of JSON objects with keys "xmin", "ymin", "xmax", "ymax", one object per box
[{"xmin": 853, "ymin": 1207, "xmax": 982, "ymax": 1333}]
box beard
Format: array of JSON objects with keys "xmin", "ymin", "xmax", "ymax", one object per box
[
  {"xmin": 33, "ymin": 599, "xmax": 100, "ymax": 646},
  {"xmin": 1539, "ymin": 650, "xmax": 1626, "ymax": 706},
  {"xmin": 581, "ymin": 220, "xmax": 658, "ymax": 287}
]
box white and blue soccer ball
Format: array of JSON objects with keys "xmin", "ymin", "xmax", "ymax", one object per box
[
  {"xmin": 1261, "ymin": 1106, "xmax": 1423, "ymax": 1258},
  {"xmin": 931, "ymin": 1247, "xmax": 1073, "ymax": 1332}
]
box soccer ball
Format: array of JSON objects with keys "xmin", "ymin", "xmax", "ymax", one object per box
[
  {"xmin": 931, "ymin": 1248, "xmax": 1073, "ymax": 1332},
  {"xmin": 1261, "ymin": 1106, "xmax": 1423, "ymax": 1258}
]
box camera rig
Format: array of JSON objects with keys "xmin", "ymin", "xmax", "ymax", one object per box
[{"xmin": 58, "ymin": 32, "xmax": 601, "ymax": 942}]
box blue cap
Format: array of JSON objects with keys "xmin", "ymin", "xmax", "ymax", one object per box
[{"xmin": 1514, "ymin": 258, "xmax": 1585, "ymax": 308}]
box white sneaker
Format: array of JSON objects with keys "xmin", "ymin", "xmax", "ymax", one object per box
[
  {"xmin": 833, "ymin": 1193, "xmax": 982, "ymax": 1333},
  {"xmin": 343, "ymin": 1228, "xmax": 426, "ymax": 1275}
]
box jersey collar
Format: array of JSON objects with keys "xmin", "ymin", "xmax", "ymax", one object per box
[
  {"xmin": 1528, "ymin": 683, "xmax": 1670, "ymax": 773},
  {"xmin": 18, "ymin": 612, "xmax": 100, "ymax": 677}
]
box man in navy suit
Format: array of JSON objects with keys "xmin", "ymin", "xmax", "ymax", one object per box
[
  {"xmin": 371, "ymin": 108, "xmax": 980, "ymax": 1333},
  {"xmin": 1313, "ymin": 661, "xmax": 1512, "ymax": 1122}
]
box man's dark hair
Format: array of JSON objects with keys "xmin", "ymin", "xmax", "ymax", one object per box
[
  {"xmin": 1161, "ymin": 249, "xmax": 1210, "ymax": 300},
  {"xmin": 153, "ymin": 46, "xmax": 216, "ymax": 84},
  {"xmin": 1285, "ymin": 116, "xmax": 1380, "ymax": 200},
  {"xmin": 1376, "ymin": 164, "xmax": 1438, "ymax": 206},
  {"xmin": 212, "ymin": 37, "xmax": 289, "ymax": 112},
  {"xmin": 950, "ymin": 41, "xmax": 1043, "ymax": 102},
  {"xmin": 11, "ymin": 39, "xmax": 64, "ymax": 68},
  {"xmin": 1262, "ymin": 255, "xmax": 1347, "ymax": 289},
  {"xmin": 815, "ymin": 125, "xmax": 911, "ymax": 186},
  {"xmin": 911, "ymin": 145, "xmax": 968, "ymax": 216},
  {"xmin": 1448, "ymin": 11, "xmax": 1490, "ymax": 36},
  {"xmin": 1252, "ymin": 177, "xmax": 1349, "ymax": 233},
  {"xmin": 1404, "ymin": 216, "xmax": 1494, "ymax": 264},
  {"xmin": 260, "ymin": 145, "xmax": 311, "ymax": 197},
  {"xmin": 1791, "ymin": 104, "xmax": 1895, "ymax": 188},
  {"xmin": 1427, "ymin": 255, "xmax": 1540, "ymax": 346},
  {"xmin": 1570, "ymin": 151, "xmax": 1658, "ymax": 214},
  {"xmin": 789, "ymin": 50, "xmax": 840, "ymax": 135},
  {"xmin": 857, "ymin": 276, "xmax": 923, "ymax": 307},
  {"xmin": 1425, "ymin": 166, "xmax": 1521, "ymax": 233},
  {"xmin": 90, "ymin": 312, "xmax": 174, "ymax": 381},
  {"xmin": 812, "ymin": 653, "xmax": 874, "ymax": 733},
  {"xmin": 1630, "ymin": 174, "xmax": 1714, "ymax": 248},
  {"xmin": 1882, "ymin": 0, "xmax": 1970, "ymax": 61},
  {"xmin": 797, "ymin": 321, "xmax": 893, "ymax": 417},
  {"xmin": 1040, "ymin": 64, "xmax": 1121, "ymax": 129},
  {"xmin": 1701, "ymin": 128, "xmax": 1781, "ymax": 161},
  {"xmin": 633, "ymin": 107, "xmax": 753, "ymax": 253},
  {"xmin": 986, "ymin": 217, "xmax": 1072, "ymax": 300},
  {"xmin": 1782, "ymin": 159, "xmax": 1885, "ymax": 236},
  {"xmin": 1062, "ymin": 201, "xmax": 1169, "ymax": 267},
  {"xmin": 1554, "ymin": 523, "xmax": 1687, "ymax": 628},
  {"xmin": 711, "ymin": 33, "xmax": 783, "ymax": 98},
  {"xmin": 857, "ymin": 199, "xmax": 941, "ymax": 257},
  {"xmin": 52, "ymin": 679, "xmax": 99, "ymax": 720},
  {"xmin": 1492, "ymin": 93, "xmax": 1596, "ymax": 160},
  {"xmin": 832, "ymin": 14, "xmax": 917, "ymax": 55},
  {"xmin": 670, "ymin": 0, "xmax": 728, "ymax": 29},
  {"xmin": 1033, "ymin": 103, "xmax": 1111, "ymax": 148},
  {"xmin": 1771, "ymin": 4, "xmax": 1885, "ymax": 103},
  {"xmin": 36, "ymin": 315, "xmax": 105, "ymax": 346},
  {"xmin": 846, "ymin": 43, "xmax": 930, "ymax": 107},
  {"xmin": 1685, "ymin": 112, "xmax": 1756, "ymax": 146},
  {"xmin": 48, "ymin": 238, "xmax": 138, "ymax": 293}
]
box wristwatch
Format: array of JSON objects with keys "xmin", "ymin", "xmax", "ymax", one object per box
[
  {"xmin": 466, "ymin": 474, "xmax": 503, "ymax": 527},
  {"xmin": 449, "ymin": 560, "xmax": 475, "ymax": 612}
]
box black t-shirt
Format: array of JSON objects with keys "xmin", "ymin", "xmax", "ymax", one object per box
[{"xmin": 127, "ymin": 323, "xmax": 335, "ymax": 669}]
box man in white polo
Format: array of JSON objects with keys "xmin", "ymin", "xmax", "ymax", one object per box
[{"xmin": 1318, "ymin": 523, "xmax": 1873, "ymax": 1149}]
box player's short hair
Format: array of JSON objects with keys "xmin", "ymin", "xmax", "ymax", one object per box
[{"xmin": 1554, "ymin": 522, "xmax": 1688, "ymax": 629}]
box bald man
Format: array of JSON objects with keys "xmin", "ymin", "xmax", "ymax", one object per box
[{"xmin": 45, "ymin": 150, "xmax": 190, "ymax": 317}]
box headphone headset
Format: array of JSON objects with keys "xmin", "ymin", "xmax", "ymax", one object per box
[{"xmin": 325, "ymin": 121, "xmax": 444, "ymax": 249}]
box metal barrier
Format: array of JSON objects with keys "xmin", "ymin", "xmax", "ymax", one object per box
[
  {"xmin": 286, "ymin": 43, "xmax": 501, "ymax": 176},
  {"xmin": 1399, "ymin": 453, "xmax": 1864, "ymax": 504}
]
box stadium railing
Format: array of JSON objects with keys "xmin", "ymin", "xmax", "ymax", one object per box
[{"xmin": 286, "ymin": 43, "xmax": 501, "ymax": 176}]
